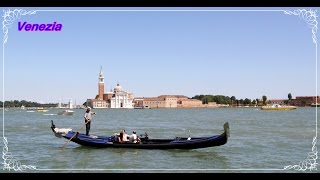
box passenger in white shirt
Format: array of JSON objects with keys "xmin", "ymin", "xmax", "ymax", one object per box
[{"xmin": 129, "ymin": 131, "xmax": 138, "ymax": 143}]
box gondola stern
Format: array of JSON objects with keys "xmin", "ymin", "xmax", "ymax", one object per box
[
  {"xmin": 50, "ymin": 120, "xmax": 56, "ymax": 133},
  {"xmin": 223, "ymin": 122, "xmax": 230, "ymax": 138}
]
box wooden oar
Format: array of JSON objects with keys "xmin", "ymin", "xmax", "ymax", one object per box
[{"xmin": 60, "ymin": 120, "xmax": 89, "ymax": 151}]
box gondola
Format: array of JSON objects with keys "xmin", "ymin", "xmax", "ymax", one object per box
[{"xmin": 50, "ymin": 121, "xmax": 230, "ymax": 149}]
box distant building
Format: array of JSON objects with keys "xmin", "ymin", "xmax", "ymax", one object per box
[
  {"xmin": 133, "ymin": 98, "xmax": 145, "ymax": 108},
  {"xmin": 87, "ymin": 67, "xmax": 134, "ymax": 109},
  {"xmin": 267, "ymin": 96, "xmax": 320, "ymax": 107},
  {"xmin": 177, "ymin": 99, "xmax": 203, "ymax": 108},
  {"xmin": 290, "ymin": 96, "xmax": 320, "ymax": 106},
  {"xmin": 143, "ymin": 95, "xmax": 178, "ymax": 108},
  {"xmin": 86, "ymin": 98, "xmax": 108, "ymax": 108},
  {"xmin": 268, "ymin": 99, "xmax": 287, "ymax": 105},
  {"xmin": 133, "ymin": 95, "xmax": 205, "ymax": 108},
  {"xmin": 109, "ymin": 84, "xmax": 134, "ymax": 108}
]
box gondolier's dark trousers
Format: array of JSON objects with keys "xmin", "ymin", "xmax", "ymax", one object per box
[{"xmin": 85, "ymin": 119, "xmax": 91, "ymax": 136}]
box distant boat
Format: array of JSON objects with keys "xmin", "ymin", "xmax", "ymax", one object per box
[
  {"xmin": 36, "ymin": 107, "xmax": 49, "ymax": 112},
  {"xmin": 57, "ymin": 109, "xmax": 74, "ymax": 115},
  {"xmin": 311, "ymin": 103, "xmax": 320, "ymax": 107},
  {"xmin": 261, "ymin": 104, "xmax": 297, "ymax": 110},
  {"xmin": 134, "ymin": 106, "xmax": 151, "ymax": 109}
]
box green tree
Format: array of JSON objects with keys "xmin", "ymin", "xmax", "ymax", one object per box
[
  {"xmin": 262, "ymin": 95, "xmax": 267, "ymax": 105},
  {"xmin": 231, "ymin": 96, "xmax": 236, "ymax": 106},
  {"xmin": 239, "ymin": 99, "xmax": 244, "ymax": 106},
  {"xmin": 252, "ymin": 99, "xmax": 256, "ymax": 105},
  {"xmin": 244, "ymin": 98, "xmax": 251, "ymax": 105},
  {"xmin": 204, "ymin": 97, "xmax": 209, "ymax": 104},
  {"xmin": 287, "ymin": 93, "xmax": 292, "ymax": 105}
]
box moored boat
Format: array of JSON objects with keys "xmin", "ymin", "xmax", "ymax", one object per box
[
  {"xmin": 261, "ymin": 104, "xmax": 297, "ymax": 110},
  {"xmin": 36, "ymin": 107, "xmax": 49, "ymax": 112},
  {"xmin": 311, "ymin": 103, "xmax": 320, "ymax": 107},
  {"xmin": 50, "ymin": 121, "xmax": 230, "ymax": 149}
]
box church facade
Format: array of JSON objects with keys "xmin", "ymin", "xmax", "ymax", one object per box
[{"xmin": 86, "ymin": 67, "xmax": 134, "ymax": 109}]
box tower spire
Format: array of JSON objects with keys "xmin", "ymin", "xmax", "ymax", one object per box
[
  {"xmin": 99, "ymin": 66, "xmax": 104, "ymax": 83},
  {"xmin": 98, "ymin": 66, "xmax": 105, "ymax": 100},
  {"xmin": 99, "ymin": 65, "xmax": 103, "ymax": 76}
]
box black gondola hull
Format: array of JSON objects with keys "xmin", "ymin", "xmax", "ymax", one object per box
[{"xmin": 51, "ymin": 121, "xmax": 230, "ymax": 150}]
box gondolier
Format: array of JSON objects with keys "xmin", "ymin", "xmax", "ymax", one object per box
[{"xmin": 84, "ymin": 107, "xmax": 96, "ymax": 136}]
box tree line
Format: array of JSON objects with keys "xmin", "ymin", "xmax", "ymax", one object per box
[
  {"xmin": 192, "ymin": 93, "xmax": 293, "ymax": 106},
  {"xmin": 192, "ymin": 95, "xmax": 270, "ymax": 106},
  {"xmin": 0, "ymin": 100, "xmax": 57, "ymax": 108}
]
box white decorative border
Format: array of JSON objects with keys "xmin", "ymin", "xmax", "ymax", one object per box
[
  {"xmin": 2, "ymin": 9, "xmax": 37, "ymax": 171},
  {"xmin": 3, "ymin": 9, "xmax": 36, "ymax": 44},
  {"xmin": 284, "ymin": 9, "xmax": 318, "ymax": 44},
  {"xmin": 2, "ymin": 137, "xmax": 36, "ymax": 171},
  {"xmin": 1, "ymin": 8, "xmax": 318, "ymax": 172},
  {"xmin": 283, "ymin": 9, "xmax": 318, "ymax": 171}
]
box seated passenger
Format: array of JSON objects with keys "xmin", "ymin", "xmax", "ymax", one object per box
[
  {"xmin": 136, "ymin": 136, "xmax": 141, "ymax": 143},
  {"xmin": 117, "ymin": 130, "xmax": 129, "ymax": 143},
  {"xmin": 129, "ymin": 131, "xmax": 142, "ymax": 143},
  {"xmin": 129, "ymin": 131, "xmax": 138, "ymax": 143},
  {"xmin": 113, "ymin": 133, "xmax": 120, "ymax": 142},
  {"xmin": 122, "ymin": 129, "xmax": 129, "ymax": 142},
  {"xmin": 116, "ymin": 131, "xmax": 124, "ymax": 143}
]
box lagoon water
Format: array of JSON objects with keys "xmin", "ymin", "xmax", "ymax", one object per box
[{"xmin": 1, "ymin": 107, "xmax": 318, "ymax": 173}]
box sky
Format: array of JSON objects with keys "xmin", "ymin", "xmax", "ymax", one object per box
[{"xmin": 1, "ymin": 7, "xmax": 319, "ymax": 104}]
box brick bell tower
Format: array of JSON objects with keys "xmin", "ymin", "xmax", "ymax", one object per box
[{"xmin": 98, "ymin": 66, "xmax": 104, "ymax": 100}]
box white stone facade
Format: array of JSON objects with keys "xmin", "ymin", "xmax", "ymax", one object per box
[{"xmin": 109, "ymin": 84, "xmax": 134, "ymax": 108}]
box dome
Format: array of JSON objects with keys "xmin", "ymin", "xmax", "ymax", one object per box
[{"xmin": 114, "ymin": 83, "xmax": 123, "ymax": 91}]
